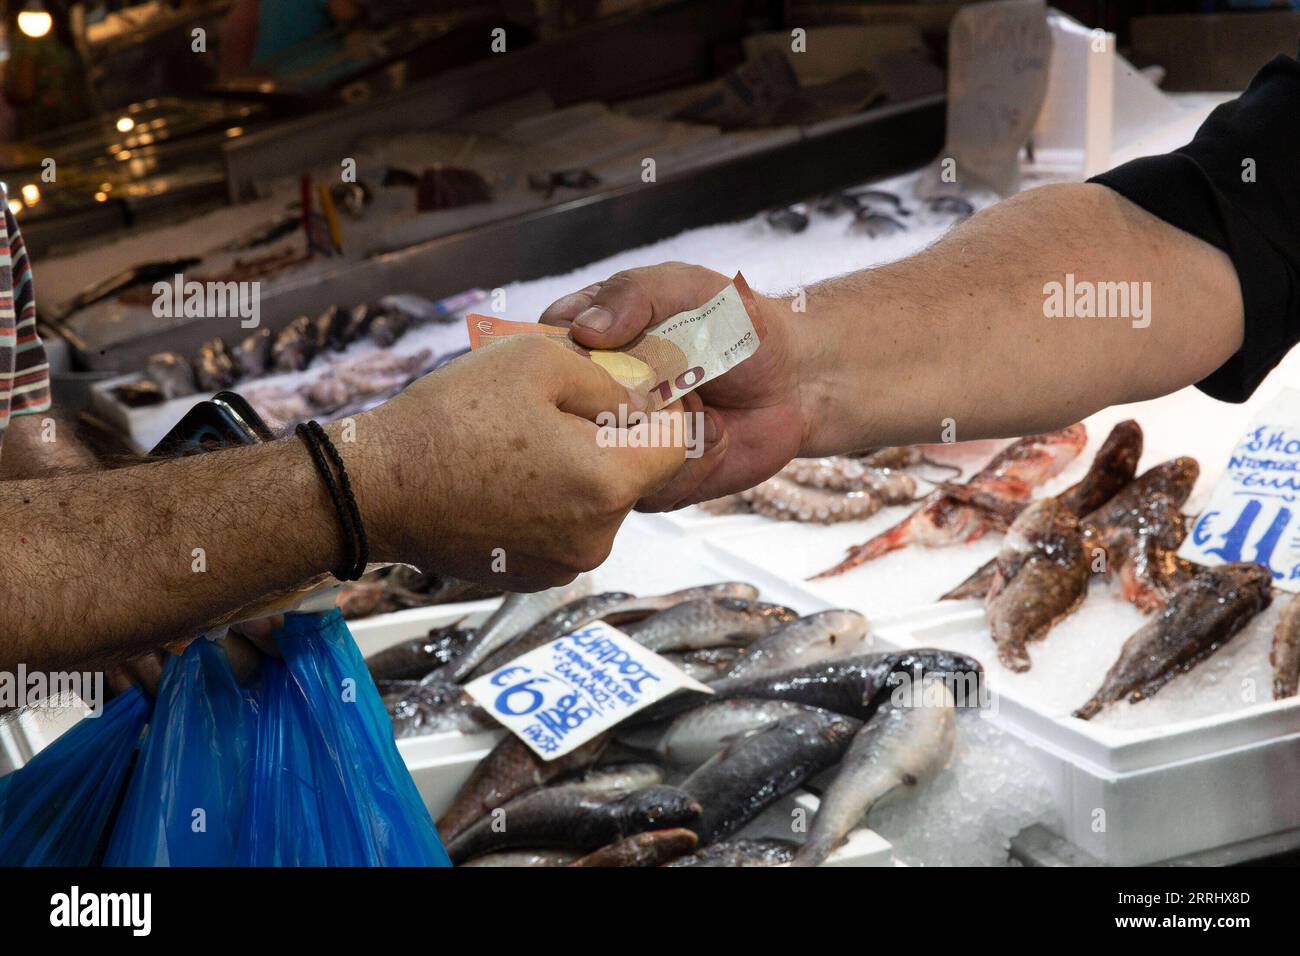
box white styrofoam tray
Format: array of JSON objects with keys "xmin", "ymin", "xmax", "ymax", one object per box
[
  {"xmin": 870, "ymin": 596, "xmax": 1300, "ymax": 864},
  {"xmin": 376, "ymin": 525, "xmax": 846, "ymax": 763},
  {"xmin": 404, "ymin": 740, "xmax": 893, "ymax": 866}
]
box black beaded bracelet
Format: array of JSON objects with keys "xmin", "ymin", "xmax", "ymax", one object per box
[{"xmin": 296, "ymin": 420, "xmax": 369, "ymax": 581}]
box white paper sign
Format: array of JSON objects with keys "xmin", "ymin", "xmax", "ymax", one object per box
[
  {"xmin": 928, "ymin": 0, "xmax": 1051, "ymax": 196},
  {"xmin": 1179, "ymin": 389, "xmax": 1300, "ymax": 592},
  {"xmin": 463, "ymin": 621, "xmax": 712, "ymax": 760}
]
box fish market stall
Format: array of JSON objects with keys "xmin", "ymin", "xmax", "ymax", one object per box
[
  {"xmin": 344, "ymin": 74, "xmax": 1300, "ymax": 864},
  {"xmin": 373, "ymin": 524, "xmax": 1057, "ymax": 867},
  {"xmin": 12, "ymin": 0, "xmax": 1300, "ymax": 883}
]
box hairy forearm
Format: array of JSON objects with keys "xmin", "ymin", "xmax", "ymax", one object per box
[
  {"xmin": 790, "ymin": 183, "xmax": 1244, "ymax": 452},
  {"xmin": 0, "ymin": 418, "xmax": 392, "ymax": 672},
  {"xmin": 0, "ymin": 412, "xmax": 98, "ymax": 480}
]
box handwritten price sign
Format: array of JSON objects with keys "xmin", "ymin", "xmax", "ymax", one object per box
[
  {"xmin": 1180, "ymin": 389, "xmax": 1300, "ymax": 591},
  {"xmin": 463, "ymin": 621, "xmax": 711, "ymax": 760}
]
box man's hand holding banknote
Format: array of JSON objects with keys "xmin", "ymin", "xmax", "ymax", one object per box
[
  {"xmin": 535, "ymin": 263, "xmax": 806, "ymax": 511},
  {"xmin": 470, "ymin": 263, "xmax": 803, "ymax": 511}
]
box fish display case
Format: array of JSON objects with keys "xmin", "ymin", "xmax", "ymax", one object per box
[
  {"xmin": 870, "ymin": 600, "xmax": 1300, "ymax": 865},
  {"xmin": 690, "ymin": 354, "xmax": 1300, "ymax": 865},
  {"xmin": 55, "ymin": 91, "xmax": 943, "ymax": 377}
]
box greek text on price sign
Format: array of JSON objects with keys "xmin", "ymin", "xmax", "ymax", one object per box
[
  {"xmin": 1179, "ymin": 389, "xmax": 1300, "ymax": 591},
  {"xmin": 463, "ymin": 621, "xmax": 712, "ymax": 760}
]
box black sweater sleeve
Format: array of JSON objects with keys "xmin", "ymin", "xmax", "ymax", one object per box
[{"xmin": 1088, "ymin": 47, "xmax": 1300, "ymax": 403}]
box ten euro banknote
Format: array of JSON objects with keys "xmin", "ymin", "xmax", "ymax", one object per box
[{"xmin": 465, "ymin": 274, "xmax": 761, "ymax": 410}]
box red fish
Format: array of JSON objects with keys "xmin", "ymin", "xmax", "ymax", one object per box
[{"xmin": 810, "ymin": 424, "xmax": 1087, "ymax": 580}]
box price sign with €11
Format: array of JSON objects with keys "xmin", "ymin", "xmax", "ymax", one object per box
[{"xmin": 1180, "ymin": 389, "xmax": 1300, "ymax": 591}]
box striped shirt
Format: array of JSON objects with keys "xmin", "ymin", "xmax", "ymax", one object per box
[{"xmin": 0, "ymin": 188, "xmax": 51, "ymax": 446}]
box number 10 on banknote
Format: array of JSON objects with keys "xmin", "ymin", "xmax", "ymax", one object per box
[{"xmin": 466, "ymin": 273, "xmax": 762, "ymax": 410}]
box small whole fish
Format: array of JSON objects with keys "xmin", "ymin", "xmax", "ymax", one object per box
[
  {"xmin": 723, "ymin": 610, "xmax": 869, "ymax": 680},
  {"xmin": 662, "ymin": 646, "xmax": 746, "ymax": 682},
  {"xmin": 1105, "ymin": 494, "xmax": 1196, "ymax": 612},
  {"xmin": 271, "ymin": 316, "xmax": 317, "ymax": 372},
  {"xmin": 813, "ymin": 425, "xmax": 1087, "ymax": 578},
  {"xmin": 470, "ymin": 591, "xmax": 635, "ymax": 676},
  {"xmin": 1074, "ymin": 562, "xmax": 1273, "ymax": 720},
  {"xmin": 341, "ymin": 303, "xmax": 380, "ymax": 343},
  {"xmin": 1081, "ymin": 457, "xmax": 1200, "ymax": 613},
  {"xmin": 650, "ymin": 699, "xmax": 822, "ymax": 767},
  {"xmin": 556, "ymin": 762, "xmax": 665, "ymax": 792},
  {"xmin": 443, "ymin": 580, "xmax": 593, "ymax": 682},
  {"xmin": 1058, "ymin": 420, "xmax": 1144, "ymax": 516},
  {"xmin": 741, "ymin": 476, "xmax": 881, "ymax": 524},
  {"xmin": 313, "ymin": 304, "xmax": 351, "ymax": 352},
  {"xmin": 924, "ymin": 194, "xmax": 975, "ymax": 219},
  {"xmin": 194, "ymin": 338, "xmax": 236, "ymax": 391},
  {"xmin": 985, "ymin": 498, "xmax": 1091, "ymax": 672},
  {"xmin": 681, "ymin": 709, "xmax": 860, "ymax": 845},
  {"xmin": 941, "ymin": 420, "xmax": 1143, "ymax": 600},
  {"xmin": 459, "ymin": 849, "xmax": 578, "ymax": 867},
  {"xmin": 368, "ymin": 308, "xmax": 412, "ymax": 347},
  {"xmin": 567, "ymin": 828, "xmax": 699, "ymax": 867},
  {"xmin": 470, "ymin": 583, "xmax": 760, "ymax": 677},
  {"xmin": 1083, "ymin": 456, "xmax": 1199, "ymax": 539},
  {"xmin": 1271, "ymin": 592, "xmax": 1300, "ymax": 699},
  {"xmin": 436, "ymin": 734, "xmax": 608, "ymax": 841},
  {"xmin": 851, "ymin": 210, "xmax": 906, "ymax": 238},
  {"xmin": 446, "ymin": 785, "xmax": 701, "ymax": 863},
  {"xmin": 231, "ymin": 327, "xmax": 274, "ymax": 379},
  {"xmin": 792, "ymin": 682, "xmax": 955, "ymax": 866},
  {"xmin": 765, "ymin": 206, "xmax": 810, "ymax": 233},
  {"xmin": 846, "ymin": 186, "xmax": 908, "ymax": 211},
  {"xmin": 621, "ymin": 598, "xmax": 798, "ymax": 653},
  {"xmin": 145, "ymin": 352, "xmax": 197, "ymax": 400},
  {"xmin": 664, "ymin": 837, "xmax": 797, "ymax": 867},
  {"xmin": 365, "ymin": 624, "xmax": 474, "ymax": 682},
  {"xmin": 388, "ymin": 677, "xmax": 494, "ymax": 738},
  {"xmin": 462, "ymin": 582, "xmax": 759, "ymax": 681},
  {"xmin": 700, "ymin": 649, "xmax": 983, "ymax": 721}
]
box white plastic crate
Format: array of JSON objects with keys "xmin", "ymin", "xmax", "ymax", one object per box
[{"xmin": 871, "ymin": 600, "xmax": 1300, "ymax": 864}]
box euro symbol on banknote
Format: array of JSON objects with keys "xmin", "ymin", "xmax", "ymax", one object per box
[{"xmin": 466, "ymin": 274, "xmax": 762, "ymax": 410}]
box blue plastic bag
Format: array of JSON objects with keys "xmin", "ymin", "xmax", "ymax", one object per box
[
  {"xmin": 0, "ymin": 687, "xmax": 149, "ymax": 866},
  {"xmin": 15, "ymin": 609, "xmax": 447, "ymax": 867},
  {"xmin": 237, "ymin": 610, "xmax": 450, "ymax": 866},
  {"xmin": 104, "ymin": 639, "xmax": 259, "ymax": 866}
]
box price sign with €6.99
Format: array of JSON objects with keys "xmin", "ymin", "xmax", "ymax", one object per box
[
  {"xmin": 1180, "ymin": 389, "xmax": 1300, "ymax": 591},
  {"xmin": 463, "ymin": 621, "xmax": 712, "ymax": 760}
]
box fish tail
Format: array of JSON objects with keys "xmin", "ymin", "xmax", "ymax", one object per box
[
  {"xmin": 789, "ymin": 838, "xmax": 834, "ymax": 867},
  {"xmin": 941, "ymin": 561, "xmax": 995, "ymax": 601},
  {"xmin": 1119, "ymin": 566, "xmax": 1165, "ymax": 614},
  {"xmin": 809, "ymin": 525, "xmax": 909, "ymax": 580},
  {"xmin": 995, "ymin": 639, "xmax": 1032, "ymax": 673},
  {"xmin": 1072, "ymin": 697, "xmax": 1103, "ymax": 721}
]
